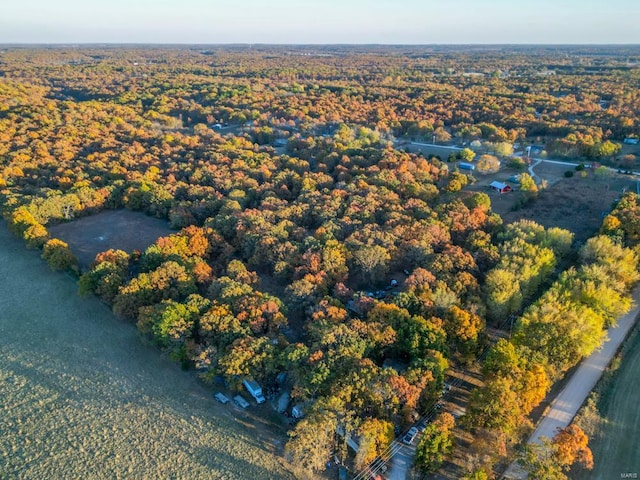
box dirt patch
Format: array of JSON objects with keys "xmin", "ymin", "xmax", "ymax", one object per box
[
  {"xmin": 48, "ymin": 210, "xmax": 173, "ymax": 268},
  {"xmin": 487, "ymin": 174, "xmax": 633, "ymax": 243}
]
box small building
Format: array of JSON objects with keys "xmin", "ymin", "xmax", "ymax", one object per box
[
  {"xmin": 623, "ymin": 138, "xmax": 639, "ymax": 145},
  {"xmin": 528, "ymin": 145, "xmax": 544, "ymax": 155},
  {"xmin": 489, "ymin": 181, "xmax": 512, "ymax": 193}
]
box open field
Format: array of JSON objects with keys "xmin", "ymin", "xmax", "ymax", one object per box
[
  {"xmin": 48, "ymin": 209, "xmax": 173, "ymax": 268},
  {"xmin": 574, "ymin": 326, "xmax": 640, "ymax": 479},
  {"xmin": 0, "ymin": 223, "xmax": 295, "ymax": 480},
  {"xmin": 489, "ymin": 172, "xmax": 632, "ymax": 243}
]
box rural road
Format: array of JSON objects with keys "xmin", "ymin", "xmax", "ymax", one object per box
[
  {"xmin": 503, "ymin": 284, "xmax": 640, "ymax": 479},
  {"xmin": 386, "ymin": 443, "xmax": 413, "ymax": 480},
  {"xmin": 407, "ymin": 141, "xmax": 462, "ymax": 151}
]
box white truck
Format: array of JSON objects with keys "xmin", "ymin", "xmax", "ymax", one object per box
[{"xmin": 243, "ymin": 379, "xmax": 266, "ymax": 404}]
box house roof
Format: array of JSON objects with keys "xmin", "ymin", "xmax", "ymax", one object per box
[{"xmin": 490, "ymin": 181, "xmax": 509, "ymax": 190}]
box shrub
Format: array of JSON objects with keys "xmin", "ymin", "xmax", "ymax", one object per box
[{"xmin": 42, "ymin": 238, "xmax": 79, "ymax": 274}]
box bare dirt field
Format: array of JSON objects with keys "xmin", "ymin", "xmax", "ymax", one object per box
[
  {"xmin": 0, "ymin": 223, "xmax": 295, "ymax": 480},
  {"xmin": 48, "ymin": 209, "xmax": 173, "ymax": 268}
]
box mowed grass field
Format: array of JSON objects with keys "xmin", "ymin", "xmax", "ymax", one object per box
[
  {"xmin": 576, "ymin": 328, "xmax": 640, "ymax": 479},
  {"xmin": 0, "ymin": 223, "xmax": 295, "ymax": 480}
]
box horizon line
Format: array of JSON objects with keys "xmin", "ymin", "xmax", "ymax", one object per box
[{"xmin": 2, "ymin": 42, "xmax": 640, "ymax": 47}]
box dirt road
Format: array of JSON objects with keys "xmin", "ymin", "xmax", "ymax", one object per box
[
  {"xmin": 529, "ymin": 285, "xmax": 640, "ymax": 444},
  {"xmin": 503, "ymin": 284, "xmax": 640, "ymax": 478}
]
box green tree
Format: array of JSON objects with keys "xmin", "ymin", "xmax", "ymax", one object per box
[
  {"xmin": 519, "ymin": 173, "xmax": 538, "ymax": 192},
  {"xmin": 518, "ymin": 425, "xmax": 593, "ymax": 479},
  {"xmin": 466, "ymin": 376, "xmax": 523, "ymax": 435},
  {"xmin": 113, "ymin": 261, "xmax": 196, "ymax": 319},
  {"xmin": 354, "ymin": 418, "xmax": 395, "ymax": 469},
  {"xmin": 415, "ymin": 412, "xmax": 455, "ymax": 473},
  {"xmin": 491, "ymin": 142, "xmax": 514, "ymax": 157},
  {"xmin": 484, "ymin": 268, "xmax": 522, "ymax": 322},
  {"xmin": 137, "ymin": 295, "xmax": 208, "ymax": 362},
  {"xmin": 579, "ymin": 235, "xmax": 639, "ymax": 288},
  {"xmin": 513, "ymin": 294, "xmax": 606, "ymax": 377},
  {"xmin": 78, "ymin": 249, "xmax": 129, "ymax": 302},
  {"xmin": 352, "ymin": 244, "xmax": 390, "ymax": 285},
  {"xmin": 518, "ymin": 440, "xmax": 568, "ymax": 480},
  {"xmin": 466, "ymin": 192, "xmax": 491, "ymax": 211},
  {"xmin": 460, "ymin": 148, "xmax": 476, "ymax": 162},
  {"xmin": 42, "ymin": 238, "xmax": 78, "ymax": 273},
  {"xmin": 285, "ymin": 411, "xmax": 338, "ymax": 473}
]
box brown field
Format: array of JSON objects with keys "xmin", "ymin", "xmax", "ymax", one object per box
[
  {"xmin": 0, "ymin": 223, "xmax": 295, "ymax": 480},
  {"xmin": 48, "ymin": 209, "xmax": 173, "ymax": 268},
  {"xmin": 486, "ymin": 168, "xmax": 634, "ymax": 243}
]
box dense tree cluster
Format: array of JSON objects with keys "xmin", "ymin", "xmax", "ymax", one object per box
[
  {"xmin": 465, "ymin": 229, "xmax": 638, "ymax": 469},
  {"xmin": 518, "ymin": 425, "xmax": 594, "ymax": 480}
]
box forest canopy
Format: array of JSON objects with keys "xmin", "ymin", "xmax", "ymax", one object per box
[{"xmin": 1, "ymin": 45, "xmax": 639, "ymax": 477}]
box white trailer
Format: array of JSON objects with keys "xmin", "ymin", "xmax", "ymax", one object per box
[{"xmin": 243, "ymin": 379, "xmax": 266, "ymax": 404}]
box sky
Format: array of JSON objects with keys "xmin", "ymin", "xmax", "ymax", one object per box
[{"xmin": 1, "ymin": 0, "xmax": 639, "ymax": 45}]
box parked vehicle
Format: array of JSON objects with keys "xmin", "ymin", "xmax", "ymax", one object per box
[
  {"xmin": 402, "ymin": 427, "xmax": 419, "ymax": 445},
  {"xmin": 277, "ymin": 391, "xmax": 291, "ymax": 413},
  {"xmin": 243, "ymin": 379, "xmax": 266, "ymax": 404},
  {"xmin": 291, "ymin": 404, "xmax": 305, "ymax": 419},
  {"xmin": 233, "ymin": 395, "xmax": 250, "ymax": 409},
  {"xmin": 458, "ymin": 162, "xmax": 476, "ymax": 171},
  {"xmin": 214, "ymin": 392, "xmax": 230, "ymax": 404}
]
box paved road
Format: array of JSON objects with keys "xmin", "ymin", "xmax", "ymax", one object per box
[
  {"xmin": 527, "ymin": 158, "xmax": 542, "ymax": 179},
  {"xmin": 503, "ymin": 284, "xmax": 640, "ymax": 478},
  {"xmin": 408, "ymin": 141, "xmax": 462, "ymax": 151},
  {"xmin": 387, "ymin": 443, "xmax": 413, "ymax": 480}
]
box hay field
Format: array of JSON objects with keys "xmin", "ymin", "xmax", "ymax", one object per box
[{"xmin": 0, "ymin": 223, "xmax": 294, "ymax": 480}]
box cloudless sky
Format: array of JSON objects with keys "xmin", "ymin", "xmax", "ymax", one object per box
[{"xmin": 1, "ymin": 0, "xmax": 639, "ymax": 44}]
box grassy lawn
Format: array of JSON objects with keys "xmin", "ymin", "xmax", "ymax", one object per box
[
  {"xmin": 574, "ymin": 327, "xmax": 640, "ymax": 479},
  {"xmin": 0, "ymin": 223, "xmax": 295, "ymax": 479}
]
